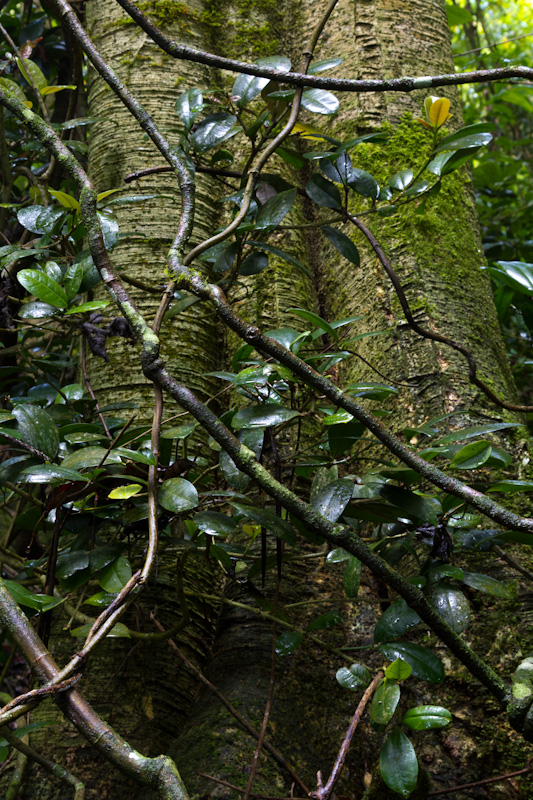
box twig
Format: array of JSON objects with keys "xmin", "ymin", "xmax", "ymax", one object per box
[
  {"xmin": 196, "ymin": 773, "xmax": 308, "ymax": 800},
  {"xmin": 309, "ymin": 671, "xmax": 383, "ymax": 800},
  {"xmin": 427, "ymin": 757, "xmax": 533, "ymax": 795}
]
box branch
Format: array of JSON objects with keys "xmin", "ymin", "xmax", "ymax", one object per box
[{"xmin": 114, "ymin": 0, "xmax": 533, "ymax": 93}]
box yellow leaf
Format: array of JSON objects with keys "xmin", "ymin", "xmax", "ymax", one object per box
[
  {"xmin": 428, "ymin": 97, "xmax": 451, "ymax": 128},
  {"xmin": 416, "ymin": 118, "xmax": 434, "ymax": 130},
  {"xmin": 49, "ymin": 189, "xmax": 80, "ymax": 211},
  {"xmin": 40, "ymin": 85, "xmax": 76, "ymax": 96},
  {"xmin": 424, "ymin": 95, "xmax": 441, "ymax": 119},
  {"xmin": 108, "ymin": 484, "xmax": 143, "ymax": 500},
  {"xmin": 291, "ymin": 122, "xmax": 325, "ymax": 139}
]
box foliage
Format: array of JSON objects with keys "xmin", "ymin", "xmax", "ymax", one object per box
[{"xmin": 0, "ymin": 1, "xmax": 532, "ymax": 799}]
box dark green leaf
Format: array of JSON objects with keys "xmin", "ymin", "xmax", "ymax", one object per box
[
  {"xmin": 374, "ymin": 599, "xmax": 421, "ymax": 643},
  {"xmin": 232, "ymin": 403, "xmax": 299, "ymax": 430},
  {"xmin": 307, "ymin": 608, "xmax": 343, "ymax": 631},
  {"xmin": 380, "ymin": 729, "xmax": 418, "ymax": 798},
  {"xmin": 490, "ymin": 262, "xmax": 533, "ymax": 296},
  {"xmin": 275, "ymin": 631, "xmax": 303, "ymax": 655},
  {"xmin": 327, "ymin": 419, "xmax": 365, "ymax": 457},
  {"xmin": 219, "ymin": 429, "xmax": 263, "ymax": 490},
  {"xmin": 275, "ymin": 147, "xmax": 306, "ymax": 169},
  {"xmin": 305, "ymin": 175, "xmax": 342, "ymax": 208},
  {"xmin": 239, "ymin": 251, "xmax": 268, "ymax": 275},
  {"xmin": 191, "ymin": 113, "xmax": 239, "ymax": 153},
  {"xmin": 449, "ymin": 440, "xmax": 492, "ymax": 469},
  {"xmin": 434, "ymin": 132, "xmax": 493, "ymax": 154},
  {"xmin": 287, "ymin": 307, "xmax": 337, "ymax": 340},
  {"xmin": 401, "ymin": 705, "xmax": 452, "ymax": 730},
  {"xmin": 4, "ymin": 580, "xmax": 63, "ymax": 612},
  {"xmin": 13, "ymin": 405, "xmax": 59, "ymax": 459},
  {"xmin": 17, "ymin": 269, "xmax": 68, "ymax": 309},
  {"xmin": 488, "ymin": 480, "xmax": 533, "ymax": 493},
  {"xmin": 344, "ymin": 555, "xmax": 361, "ymax": 598},
  {"xmin": 336, "ymin": 663, "xmax": 371, "ymax": 690},
  {"xmin": 346, "ymin": 382, "xmax": 398, "ymax": 401},
  {"xmin": 98, "ymin": 555, "xmax": 132, "ymax": 592},
  {"xmin": 388, "ymin": 169, "xmax": 414, "ymax": 191},
  {"xmin": 248, "ymin": 241, "xmax": 308, "ymax": 276},
  {"xmin": 159, "ymin": 477, "xmax": 198, "ymax": 513},
  {"xmin": 193, "ymin": 511, "xmax": 236, "ymax": 537},
  {"xmin": 231, "ymin": 502, "xmax": 296, "ymax": 545},
  {"xmin": 436, "ymin": 422, "xmax": 522, "ymax": 444},
  {"xmin": 377, "ymin": 643, "xmax": 444, "ymax": 682},
  {"xmin": 61, "ymin": 447, "xmax": 122, "ymax": 470},
  {"xmin": 19, "ymin": 464, "xmax": 87, "ymax": 483},
  {"xmin": 232, "ymin": 73, "xmax": 270, "ymax": 106},
  {"xmin": 17, "ymin": 205, "xmax": 65, "ymax": 234},
  {"xmin": 461, "ymin": 571, "xmax": 515, "ymax": 599},
  {"xmin": 312, "ymin": 478, "xmax": 353, "ymax": 522},
  {"xmin": 431, "ymin": 584, "xmax": 470, "ymax": 632},
  {"xmin": 347, "ymin": 168, "xmax": 379, "ymax": 200},
  {"xmin": 385, "ymin": 658, "xmax": 412, "ymax": 681},
  {"xmin": 321, "ymin": 226, "xmax": 360, "ymax": 266},
  {"xmin": 97, "ymin": 211, "xmax": 120, "ymax": 250},
  {"xmin": 255, "ymin": 189, "xmax": 297, "ymax": 231}
]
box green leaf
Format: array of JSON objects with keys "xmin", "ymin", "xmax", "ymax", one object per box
[
  {"xmin": 385, "ymin": 658, "xmax": 412, "ymax": 681},
  {"xmin": 446, "ymin": 3, "xmax": 473, "ymax": 25},
  {"xmin": 374, "ymin": 599, "xmax": 421, "ymax": 643},
  {"xmin": 308, "ymin": 58, "xmax": 343, "ymax": 73},
  {"xmin": 488, "ymin": 480, "xmax": 533, "ymax": 494},
  {"xmin": 287, "ymin": 307, "xmax": 337, "ymax": 340},
  {"xmin": 346, "ymin": 382, "xmax": 398, "ymax": 401},
  {"xmin": 219, "ymin": 429, "xmax": 263, "ymax": 490},
  {"xmin": 321, "ymin": 226, "xmax": 360, "ymax": 266},
  {"xmin": 437, "ymin": 122, "xmax": 495, "ymax": 148},
  {"xmin": 116, "ymin": 447, "xmax": 157, "ymax": 465},
  {"xmin": 61, "ymin": 447, "xmax": 122, "ymax": 470},
  {"xmin": 19, "ymin": 464, "xmax": 87, "ymax": 484},
  {"xmin": 84, "ymin": 591, "xmax": 118, "ymax": 607},
  {"xmin": 401, "ymin": 705, "xmax": 452, "ymax": 730},
  {"xmin": 434, "ymin": 132, "xmax": 493, "ymax": 154},
  {"xmin": 232, "ymin": 403, "xmax": 299, "ymax": 430},
  {"xmin": 370, "ymin": 678, "xmax": 401, "ymax": 727},
  {"xmin": 255, "ymin": 188, "xmax": 297, "ymax": 231},
  {"xmin": 232, "ymin": 73, "xmax": 270, "ymax": 106},
  {"xmin": 380, "ymin": 729, "xmax": 418, "ymax": 798},
  {"xmin": 301, "ymin": 88, "xmax": 339, "ymax": 115},
  {"xmin": 436, "ymin": 422, "xmax": 522, "ymax": 444},
  {"xmin": 327, "ymin": 419, "xmax": 365, "ymax": 456},
  {"xmin": 193, "ymin": 511, "xmax": 236, "ymax": 537},
  {"xmin": 336, "ymin": 663, "xmax": 371, "ymax": 691},
  {"xmin": 347, "ymin": 168, "xmax": 379, "ymax": 200},
  {"xmin": 311, "ymin": 478, "xmax": 353, "ymax": 522},
  {"xmin": 248, "ymin": 241, "xmax": 308, "ymax": 275},
  {"xmin": 275, "ymin": 146, "xmax": 306, "ymax": 169},
  {"xmin": 63, "ymin": 263, "xmax": 83, "ymax": 300},
  {"xmin": 431, "ymin": 584, "xmax": 470, "ymax": 632},
  {"xmin": 17, "ymin": 269, "xmax": 68, "ymax": 309},
  {"xmin": 71, "ymin": 622, "xmax": 131, "ymax": 638},
  {"xmin": 18, "ymin": 205, "xmax": 65, "ymax": 234},
  {"xmin": 490, "ymin": 262, "xmax": 533, "ymax": 296},
  {"xmin": 307, "ymin": 608, "xmax": 343, "ymax": 631},
  {"xmin": 461, "ymin": 571, "xmax": 515, "ymax": 599},
  {"xmin": 108, "ymin": 484, "xmax": 143, "ymax": 500},
  {"xmin": 306, "ymin": 175, "xmax": 341, "ymax": 208},
  {"xmin": 18, "ymin": 301, "xmax": 58, "ymax": 319},
  {"xmin": 344, "ymin": 555, "xmax": 361, "ymax": 598},
  {"xmin": 97, "ymin": 211, "xmax": 120, "ymax": 250},
  {"xmin": 388, "ymin": 169, "xmax": 414, "ymax": 191},
  {"xmin": 159, "ymin": 477, "xmax": 198, "ymax": 513},
  {"xmin": 449, "ymin": 440, "xmax": 492, "ymax": 469},
  {"xmin": 0, "ymin": 77, "xmax": 31, "ymax": 106},
  {"xmin": 4, "ymin": 580, "xmax": 63, "ymax": 612},
  {"xmin": 239, "ymin": 251, "xmax": 268, "ymax": 275},
  {"xmin": 256, "ymin": 55, "xmax": 291, "ymax": 71},
  {"xmin": 275, "ymin": 631, "xmax": 303, "ymax": 655},
  {"xmin": 48, "ymin": 189, "xmax": 80, "ymax": 211},
  {"xmin": 377, "ymin": 643, "xmax": 444, "ymax": 683},
  {"xmin": 98, "ymin": 555, "xmax": 132, "ymax": 592},
  {"xmin": 191, "ymin": 113, "xmax": 239, "ymax": 153},
  {"xmin": 175, "ymin": 88, "xmax": 203, "ymax": 130},
  {"xmin": 13, "ymin": 405, "xmax": 59, "ymax": 459},
  {"xmin": 64, "ymin": 300, "xmax": 110, "ymax": 315},
  {"xmin": 16, "ymin": 57, "xmax": 48, "ymax": 92}
]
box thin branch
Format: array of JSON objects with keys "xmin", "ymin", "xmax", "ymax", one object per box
[
  {"xmin": 114, "ymin": 0, "xmax": 533, "ymax": 92},
  {"xmin": 428, "ymin": 758, "xmax": 533, "ymax": 795},
  {"xmin": 310, "ymin": 671, "xmax": 383, "ymax": 800}
]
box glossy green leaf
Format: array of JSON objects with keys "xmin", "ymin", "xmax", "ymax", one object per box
[
  {"xmin": 191, "ymin": 113, "xmax": 239, "ymax": 153},
  {"xmin": 344, "ymin": 555, "xmax": 361, "ymax": 598},
  {"xmin": 326, "ymin": 547, "xmax": 351, "ymax": 564},
  {"xmin": 377, "ymin": 484, "xmax": 439, "ymax": 524},
  {"xmin": 450, "ymin": 440, "xmax": 492, "ymax": 469},
  {"xmin": 388, "ymin": 169, "xmax": 414, "ymax": 191},
  {"xmin": 116, "ymin": 447, "xmax": 157, "ymax": 465},
  {"xmin": 377, "ymin": 642, "xmax": 444, "ymax": 682},
  {"xmin": 301, "ymin": 88, "xmax": 339, "ymax": 114},
  {"xmin": 380, "ymin": 728, "xmax": 418, "ymax": 798},
  {"xmin": 321, "ymin": 226, "xmax": 360, "ymax": 266},
  {"xmin": 63, "ymin": 262, "xmax": 83, "ymax": 300},
  {"xmin": 159, "ymin": 477, "xmax": 198, "ymax": 513},
  {"xmin": 370, "ymin": 678, "xmax": 400, "ymax": 727},
  {"xmin": 48, "ymin": 189, "xmax": 80, "ymax": 211},
  {"xmin": 193, "ymin": 511, "xmax": 236, "ymax": 537},
  {"xmin": 306, "ymin": 174, "xmax": 342, "ymax": 208},
  {"xmin": 345, "ymin": 382, "xmax": 398, "ymax": 401},
  {"xmin": 16, "ymin": 57, "xmax": 48, "ymax": 92},
  {"xmin": 17, "ymin": 269, "xmax": 68, "ymax": 308},
  {"xmin": 287, "ymin": 307, "xmax": 337, "ymax": 340},
  {"xmin": 56, "ymin": 550, "xmax": 90, "ymax": 579},
  {"xmin": 18, "ymin": 301, "xmax": 58, "ymax": 318},
  {"xmin": 4, "ymin": 580, "xmax": 63, "ymax": 612},
  {"xmin": 61, "ymin": 447, "xmax": 122, "ymax": 470},
  {"xmin": 239, "ymin": 251, "xmax": 268, "ymax": 275},
  {"xmin": 175, "ymin": 88, "xmax": 203, "ymax": 130},
  {"xmin": 431, "ymin": 584, "xmax": 470, "ymax": 632},
  {"xmin": 490, "ymin": 262, "xmax": 533, "ymax": 296},
  {"xmin": 98, "ymin": 555, "xmax": 132, "ymax": 592},
  {"xmin": 347, "ymin": 168, "xmax": 379, "ymax": 200},
  {"xmin": 255, "ymin": 188, "xmax": 297, "ymax": 231},
  {"xmin": 327, "ymin": 419, "xmax": 365, "ymax": 456},
  {"xmin": 19, "ymin": 464, "xmax": 87, "ymax": 483},
  {"xmin": 232, "ymin": 72, "xmax": 270, "ymax": 106},
  {"xmin": 461, "ymin": 571, "xmax": 515, "ymax": 598},
  {"xmin": 248, "ymin": 240, "xmax": 308, "ymax": 275},
  {"xmin": 13, "ymin": 405, "xmax": 59, "ymax": 459},
  {"xmin": 308, "ymin": 57, "xmax": 343, "ymax": 73},
  {"xmin": 97, "ymin": 211, "xmax": 119, "ymax": 250},
  {"xmin": 488, "ymin": 480, "xmax": 533, "ymax": 493},
  {"xmin": 64, "ymin": 300, "xmax": 110, "ymax": 315},
  {"xmin": 311, "ymin": 478, "xmax": 353, "ymax": 522},
  {"xmin": 336, "ymin": 663, "xmax": 371, "ymax": 691},
  {"xmin": 219, "ymin": 428, "xmax": 263, "ymax": 490},
  {"xmin": 275, "ymin": 631, "xmax": 303, "ymax": 655},
  {"xmin": 374, "ymin": 599, "xmax": 421, "ymax": 643},
  {"xmin": 385, "ymin": 658, "xmax": 412, "ymax": 681},
  {"xmin": 232, "ymin": 403, "xmax": 299, "ymax": 430},
  {"xmin": 0, "ymin": 76, "xmax": 31, "ymax": 106},
  {"xmin": 84, "ymin": 591, "xmax": 118, "ymax": 607},
  {"xmin": 401, "ymin": 705, "xmax": 452, "ymax": 730},
  {"xmin": 307, "ymin": 608, "xmax": 343, "ymax": 631}
]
